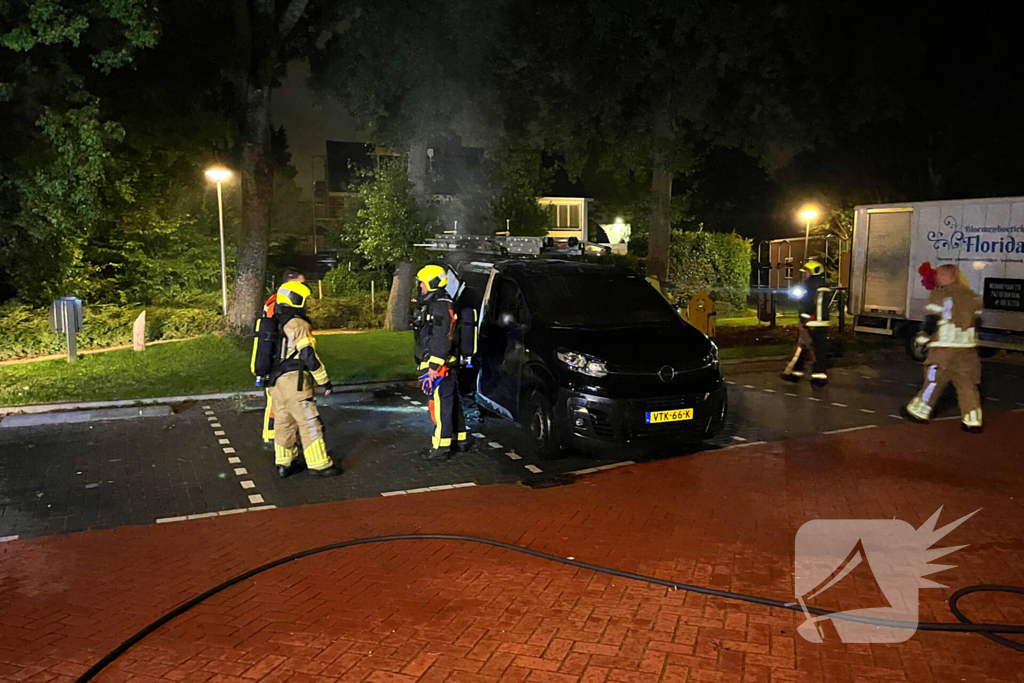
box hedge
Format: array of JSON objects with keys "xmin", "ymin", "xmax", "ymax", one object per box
[
  {"xmin": 0, "ymin": 294, "xmax": 388, "ymax": 361},
  {"xmin": 0, "ymin": 304, "xmax": 224, "ymax": 361},
  {"xmin": 669, "ymin": 231, "xmax": 752, "ymax": 311}
]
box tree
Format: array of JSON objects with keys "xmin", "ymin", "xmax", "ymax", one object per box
[
  {"xmin": 352, "ymin": 159, "xmax": 431, "ymax": 330},
  {"xmin": 496, "ymin": 0, "xmax": 826, "ymax": 281},
  {"xmin": 489, "ymin": 150, "xmax": 552, "ymax": 236}
]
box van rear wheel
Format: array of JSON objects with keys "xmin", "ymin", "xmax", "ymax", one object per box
[{"xmin": 520, "ymin": 388, "xmax": 561, "ymax": 460}]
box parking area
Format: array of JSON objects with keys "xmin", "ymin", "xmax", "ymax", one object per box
[{"xmin": 2, "ymin": 352, "xmax": 1023, "ymax": 541}]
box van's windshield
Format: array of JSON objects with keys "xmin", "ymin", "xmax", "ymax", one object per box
[{"xmin": 526, "ymin": 273, "xmax": 679, "ymax": 327}]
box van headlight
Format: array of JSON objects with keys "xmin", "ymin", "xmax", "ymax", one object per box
[
  {"xmin": 704, "ymin": 342, "xmax": 720, "ymax": 370},
  {"xmin": 556, "ymin": 350, "xmax": 609, "ymax": 378},
  {"xmin": 789, "ymin": 285, "xmax": 807, "ymax": 300}
]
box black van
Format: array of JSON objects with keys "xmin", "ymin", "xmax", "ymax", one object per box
[{"xmin": 462, "ymin": 259, "xmax": 727, "ymax": 458}]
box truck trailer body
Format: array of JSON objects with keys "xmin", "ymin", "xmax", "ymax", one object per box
[{"xmin": 851, "ymin": 197, "xmax": 1024, "ymax": 351}]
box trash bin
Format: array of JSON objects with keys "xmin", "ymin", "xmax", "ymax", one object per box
[{"xmin": 688, "ymin": 292, "xmax": 716, "ymax": 338}]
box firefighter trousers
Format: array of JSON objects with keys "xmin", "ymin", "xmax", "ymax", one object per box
[
  {"xmin": 906, "ymin": 348, "xmax": 982, "ymax": 426},
  {"xmin": 783, "ymin": 327, "xmax": 829, "ymax": 379},
  {"xmin": 269, "ymin": 372, "xmax": 334, "ymax": 470},
  {"xmin": 262, "ymin": 388, "xmax": 275, "ymax": 446},
  {"xmin": 431, "ymin": 374, "xmax": 466, "ymax": 452}
]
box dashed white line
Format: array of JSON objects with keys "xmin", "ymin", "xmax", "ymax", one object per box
[
  {"xmin": 472, "ymin": 433, "xmax": 486, "ymax": 439},
  {"xmin": 595, "ymin": 461, "xmax": 635, "ymax": 471},
  {"xmin": 240, "ymin": 480, "xmax": 255, "ymax": 489},
  {"xmin": 223, "ymin": 447, "xmax": 235, "ymax": 454},
  {"xmin": 400, "ymin": 395, "xmax": 411, "ymax": 400},
  {"xmin": 452, "ymin": 482, "xmax": 476, "ymax": 488},
  {"xmin": 210, "ymin": 423, "xmax": 221, "ymax": 428},
  {"xmin": 935, "ymin": 415, "xmax": 961, "ymax": 421},
  {"xmin": 859, "ymin": 409, "xmax": 876, "ymax": 414},
  {"xmin": 380, "ymin": 482, "xmax": 477, "ymax": 497},
  {"xmin": 202, "ymin": 405, "xmax": 211, "ymax": 409},
  {"xmin": 214, "ymin": 431, "xmax": 226, "ymax": 436},
  {"xmin": 155, "ymin": 505, "xmax": 276, "ymax": 524},
  {"xmin": 525, "ymin": 464, "xmax": 543, "ymax": 474},
  {"xmin": 744, "ymin": 384, "xmax": 756, "ymax": 389},
  {"xmin": 506, "ymin": 452, "xmax": 522, "ymax": 460},
  {"xmin": 763, "ymin": 389, "xmax": 775, "ymax": 393},
  {"xmin": 206, "ymin": 416, "xmax": 217, "ymax": 422},
  {"xmin": 247, "ymin": 494, "xmax": 265, "ymax": 505},
  {"xmin": 218, "ymin": 438, "xmax": 230, "ymax": 445},
  {"xmin": 731, "ymin": 436, "xmax": 748, "ymax": 442},
  {"xmin": 889, "ymin": 414, "xmax": 905, "ymax": 420},
  {"xmin": 726, "ymin": 380, "xmax": 736, "ymax": 385},
  {"xmin": 410, "ymin": 400, "xmax": 422, "ymax": 405},
  {"xmin": 822, "ymin": 425, "xmax": 878, "ymax": 435},
  {"xmin": 380, "ymin": 490, "xmax": 407, "ymax": 497},
  {"xmin": 831, "ymin": 402, "xmax": 848, "ymax": 408},
  {"xmin": 428, "ymin": 485, "xmax": 454, "ymax": 491},
  {"xmin": 233, "ymin": 467, "xmax": 248, "ymax": 476},
  {"xmin": 405, "ymin": 487, "xmax": 432, "ymax": 494},
  {"xmin": 785, "ymin": 392, "xmax": 798, "ymax": 397},
  {"xmin": 228, "ymin": 456, "xmax": 241, "ymax": 464},
  {"xmin": 0, "ymin": 535, "xmax": 19, "ymax": 543},
  {"xmin": 488, "ymin": 442, "xmax": 503, "ymax": 449},
  {"xmin": 808, "ymin": 397, "xmax": 823, "ymax": 402}
]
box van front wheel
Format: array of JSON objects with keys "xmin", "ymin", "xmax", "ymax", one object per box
[{"xmin": 520, "ymin": 388, "xmax": 561, "ymax": 460}]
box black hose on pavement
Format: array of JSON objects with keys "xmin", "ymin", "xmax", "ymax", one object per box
[{"xmin": 72, "ymin": 534, "xmax": 1024, "ymax": 683}]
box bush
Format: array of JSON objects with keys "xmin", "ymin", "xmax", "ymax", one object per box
[
  {"xmin": 0, "ymin": 303, "xmax": 224, "ymax": 361},
  {"xmin": 306, "ymin": 294, "xmax": 386, "ymax": 330},
  {"xmin": 669, "ymin": 231, "xmax": 752, "ymax": 311},
  {"xmin": 321, "ymin": 267, "xmax": 389, "ymax": 298}
]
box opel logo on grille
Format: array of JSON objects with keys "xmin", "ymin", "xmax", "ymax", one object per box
[{"xmin": 657, "ymin": 365, "xmax": 676, "ymax": 383}]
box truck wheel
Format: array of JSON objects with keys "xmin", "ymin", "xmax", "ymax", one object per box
[
  {"xmin": 900, "ymin": 322, "xmax": 927, "ymax": 361},
  {"xmin": 520, "ymin": 388, "xmax": 561, "ymax": 460}
]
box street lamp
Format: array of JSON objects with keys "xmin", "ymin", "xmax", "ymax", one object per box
[
  {"xmin": 205, "ymin": 167, "xmax": 232, "ymax": 316},
  {"xmin": 799, "ymin": 206, "xmax": 819, "ymax": 262}
]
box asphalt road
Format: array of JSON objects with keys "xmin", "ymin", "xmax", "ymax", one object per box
[{"xmin": 2, "ymin": 352, "xmax": 1022, "ymax": 540}]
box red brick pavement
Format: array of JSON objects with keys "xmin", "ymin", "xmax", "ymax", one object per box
[{"xmin": 1, "ymin": 415, "xmax": 1023, "ymax": 683}]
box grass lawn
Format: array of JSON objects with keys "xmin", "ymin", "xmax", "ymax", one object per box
[{"xmin": 0, "ymin": 331, "xmax": 416, "ymax": 407}]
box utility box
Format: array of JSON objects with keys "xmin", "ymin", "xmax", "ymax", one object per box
[
  {"xmin": 48, "ymin": 297, "xmax": 83, "ymax": 362},
  {"xmin": 688, "ymin": 292, "xmax": 716, "ymax": 338}
]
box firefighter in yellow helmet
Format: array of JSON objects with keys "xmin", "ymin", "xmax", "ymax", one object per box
[
  {"xmin": 260, "ymin": 268, "xmax": 306, "ymax": 452},
  {"xmin": 414, "ymin": 264, "xmax": 467, "ymax": 459},
  {"xmin": 781, "ymin": 259, "xmax": 831, "ymax": 386},
  {"xmin": 269, "ymin": 280, "xmax": 341, "ymax": 477},
  {"xmin": 903, "ymin": 264, "xmax": 984, "ymax": 433}
]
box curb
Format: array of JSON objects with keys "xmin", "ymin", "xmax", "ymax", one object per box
[{"xmin": 0, "ymin": 380, "xmax": 414, "ymax": 417}]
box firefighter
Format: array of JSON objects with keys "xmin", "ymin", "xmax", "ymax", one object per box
[
  {"xmin": 269, "ymin": 280, "xmax": 341, "ymax": 477},
  {"xmin": 415, "ymin": 264, "xmax": 467, "ymax": 460},
  {"xmin": 260, "ymin": 268, "xmax": 306, "ymax": 452},
  {"xmin": 781, "ymin": 260, "xmax": 831, "ymax": 386},
  {"xmin": 904, "ymin": 264, "xmax": 984, "ymax": 433}
]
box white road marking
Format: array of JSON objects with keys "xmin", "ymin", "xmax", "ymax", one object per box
[
  {"xmin": 808, "ymin": 397, "xmax": 823, "ymax": 402},
  {"xmin": 488, "ymin": 442, "xmax": 503, "ymax": 449},
  {"xmin": 240, "ymin": 480, "xmax": 255, "ymax": 489},
  {"xmin": 594, "ymin": 461, "xmax": 635, "ymax": 471},
  {"xmin": 207, "ymin": 416, "xmax": 217, "ymax": 422},
  {"xmin": 202, "ymin": 405, "xmax": 211, "ymax": 409},
  {"xmin": 506, "ymin": 452, "xmax": 522, "ymax": 460},
  {"xmin": 0, "ymin": 535, "xmax": 19, "ymax": 543},
  {"xmin": 228, "ymin": 456, "xmax": 241, "ymax": 464},
  {"xmin": 889, "ymin": 414, "xmax": 904, "ymax": 420},
  {"xmin": 726, "ymin": 381, "xmax": 736, "ymax": 385},
  {"xmin": 822, "ymin": 425, "xmax": 878, "ymax": 435},
  {"xmin": 985, "ymin": 397, "xmax": 999, "ymax": 402},
  {"xmin": 785, "ymin": 392, "xmax": 798, "ymax": 397},
  {"xmin": 831, "ymin": 402, "xmax": 848, "ymax": 408},
  {"xmin": 381, "ymin": 482, "xmax": 476, "ymax": 497},
  {"xmin": 210, "ymin": 423, "xmax": 221, "ymax": 428},
  {"xmin": 214, "ymin": 431, "xmax": 226, "ymax": 436},
  {"xmin": 731, "ymin": 436, "xmax": 748, "ymax": 442},
  {"xmin": 763, "ymin": 389, "xmax": 775, "ymax": 393},
  {"xmin": 881, "ymin": 379, "xmax": 895, "ymax": 383},
  {"xmin": 935, "ymin": 415, "xmax": 961, "ymax": 421},
  {"xmin": 725, "ymin": 441, "xmax": 768, "ymax": 449},
  {"xmin": 525, "ymin": 464, "xmax": 543, "ymax": 474},
  {"xmin": 859, "ymin": 409, "xmax": 876, "ymax": 414},
  {"xmin": 472, "ymin": 433, "xmax": 486, "ymax": 439},
  {"xmin": 248, "ymin": 494, "xmax": 265, "ymax": 505},
  {"xmin": 234, "ymin": 467, "xmax": 248, "ymax": 475},
  {"xmin": 204, "ymin": 410, "xmax": 214, "ymax": 416},
  {"xmin": 744, "ymin": 384, "xmax": 756, "ymax": 389},
  {"xmin": 400, "ymin": 395, "xmax": 410, "ymax": 400},
  {"xmin": 156, "ymin": 506, "xmax": 276, "ymax": 524},
  {"xmin": 218, "ymin": 438, "xmax": 230, "ymax": 445},
  {"xmin": 410, "ymin": 400, "xmax": 422, "ymax": 405},
  {"xmin": 571, "ymin": 467, "xmax": 598, "ymax": 475},
  {"xmin": 223, "ymin": 447, "xmax": 235, "ymax": 454}
]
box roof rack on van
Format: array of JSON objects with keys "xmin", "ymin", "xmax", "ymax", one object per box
[{"xmin": 416, "ymin": 233, "xmax": 610, "ymax": 257}]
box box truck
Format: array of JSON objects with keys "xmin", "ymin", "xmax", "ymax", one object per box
[{"xmin": 850, "ymin": 197, "xmax": 1024, "ymax": 356}]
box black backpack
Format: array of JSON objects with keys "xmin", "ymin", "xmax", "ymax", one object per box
[{"xmin": 250, "ymin": 312, "xmax": 282, "ymax": 384}]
